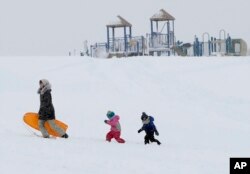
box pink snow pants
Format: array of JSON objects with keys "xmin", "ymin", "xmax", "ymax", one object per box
[{"xmin": 106, "ymin": 130, "xmax": 125, "ymax": 143}]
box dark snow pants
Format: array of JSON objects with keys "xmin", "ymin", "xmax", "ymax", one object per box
[{"xmin": 144, "ymin": 132, "xmax": 161, "ymax": 145}]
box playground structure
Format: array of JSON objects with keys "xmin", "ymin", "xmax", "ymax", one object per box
[
  {"xmin": 89, "ymin": 9, "xmax": 247, "ymax": 58},
  {"xmin": 146, "ymin": 9, "xmax": 175, "ymax": 56},
  {"xmin": 176, "ymin": 29, "xmax": 248, "ymax": 57},
  {"xmin": 90, "ymin": 15, "xmax": 145, "ymax": 58},
  {"xmin": 90, "ymin": 9, "xmax": 176, "ymax": 58}
]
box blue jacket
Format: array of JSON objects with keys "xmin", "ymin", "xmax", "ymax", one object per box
[{"xmin": 139, "ymin": 116, "xmax": 158, "ymax": 134}]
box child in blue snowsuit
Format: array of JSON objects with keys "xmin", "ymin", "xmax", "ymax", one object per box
[{"xmin": 138, "ymin": 112, "xmax": 161, "ymax": 145}]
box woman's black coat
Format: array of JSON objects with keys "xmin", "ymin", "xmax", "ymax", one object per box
[{"xmin": 38, "ymin": 90, "xmax": 55, "ymax": 120}]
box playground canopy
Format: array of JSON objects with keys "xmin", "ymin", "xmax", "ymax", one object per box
[
  {"xmin": 150, "ymin": 9, "xmax": 175, "ymax": 21},
  {"xmin": 107, "ymin": 15, "xmax": 132, "ymax": 28}
]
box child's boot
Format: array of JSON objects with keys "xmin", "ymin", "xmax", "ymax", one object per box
[{"xmin": 116, "ymin": 138, "xmax": 125, "ymax": 143}]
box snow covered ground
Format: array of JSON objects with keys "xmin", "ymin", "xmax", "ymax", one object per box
[{"xmin": 0, "ymin": 56, "xmax": 250, "ymax": 174}]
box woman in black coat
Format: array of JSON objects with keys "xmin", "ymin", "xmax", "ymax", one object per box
[{"xmin": 38, "ymin": 79, "xmax": 68, "ymax": 138}]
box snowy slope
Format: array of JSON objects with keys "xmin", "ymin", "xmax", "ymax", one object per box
[{"xmin": 0, "ymin": 56, "xmax": 250, "ymax": 174}]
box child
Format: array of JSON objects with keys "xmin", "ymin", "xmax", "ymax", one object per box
[
  {"xmin": 138, "ymin": 112, "xmax": 161, "ymax": 145},
  {"xmin": 104, "ymin": 111, "xmax": 125, "ymax": 143},
  {"xmin": 38, "ymin": 79, "xmax": 69, "ymax": 138}
]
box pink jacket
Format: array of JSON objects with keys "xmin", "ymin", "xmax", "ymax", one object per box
[{"xmin": 106, "ymin": 115, "xmax": 121, "ymax": 132}]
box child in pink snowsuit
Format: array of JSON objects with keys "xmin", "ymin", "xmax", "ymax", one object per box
[{"xmin": 104, "ymin": 111, "xmax": 125, "ymax": 143}]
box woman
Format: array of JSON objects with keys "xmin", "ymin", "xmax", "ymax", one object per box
[{"xmin": 38, "ymin": 79, "xmax": 68, "ymax": 138}]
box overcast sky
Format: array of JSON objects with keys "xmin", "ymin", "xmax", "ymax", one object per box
[{"xmin": 0, "ymin": 0, "xmax": 249, "ymax": 56}]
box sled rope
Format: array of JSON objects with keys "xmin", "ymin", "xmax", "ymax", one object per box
[{"xmin": 22, "ymin": 122, "xmax": 41, "ymax": 137}]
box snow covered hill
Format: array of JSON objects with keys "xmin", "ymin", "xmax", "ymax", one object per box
[{"xmin": 0, "ymin": 56, "xmax": 250, "ymax": 174}]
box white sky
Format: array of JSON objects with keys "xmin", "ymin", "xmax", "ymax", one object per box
[{"xmin": 0, "ymin": 0, "xmax": 249, "ymax": 56}]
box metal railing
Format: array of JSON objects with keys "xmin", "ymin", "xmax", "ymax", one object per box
[
  {"xmin": 147, "ymin": 33, "xmax": 174, "ymax": 49},
  {"xmin": 91, "ymin": 36, "xmax": 145, "ymax": 57}
]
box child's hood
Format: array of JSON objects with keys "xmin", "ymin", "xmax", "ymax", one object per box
[
  {"xmin": 150, "ymin": 116, "xmax": 154, "ymax": 122},
  {"xmin": 111, "ymin": 115, "xmax": 120, "ymax": 121}
]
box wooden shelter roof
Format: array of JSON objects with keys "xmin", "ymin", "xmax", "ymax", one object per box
[
  {"xmin": 150, "ymin": 9, "xmax": 175, "ymax": 21},
  {"xmin": 107, "ymin": 15, "xmax": 132, "ymax": 28}
]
